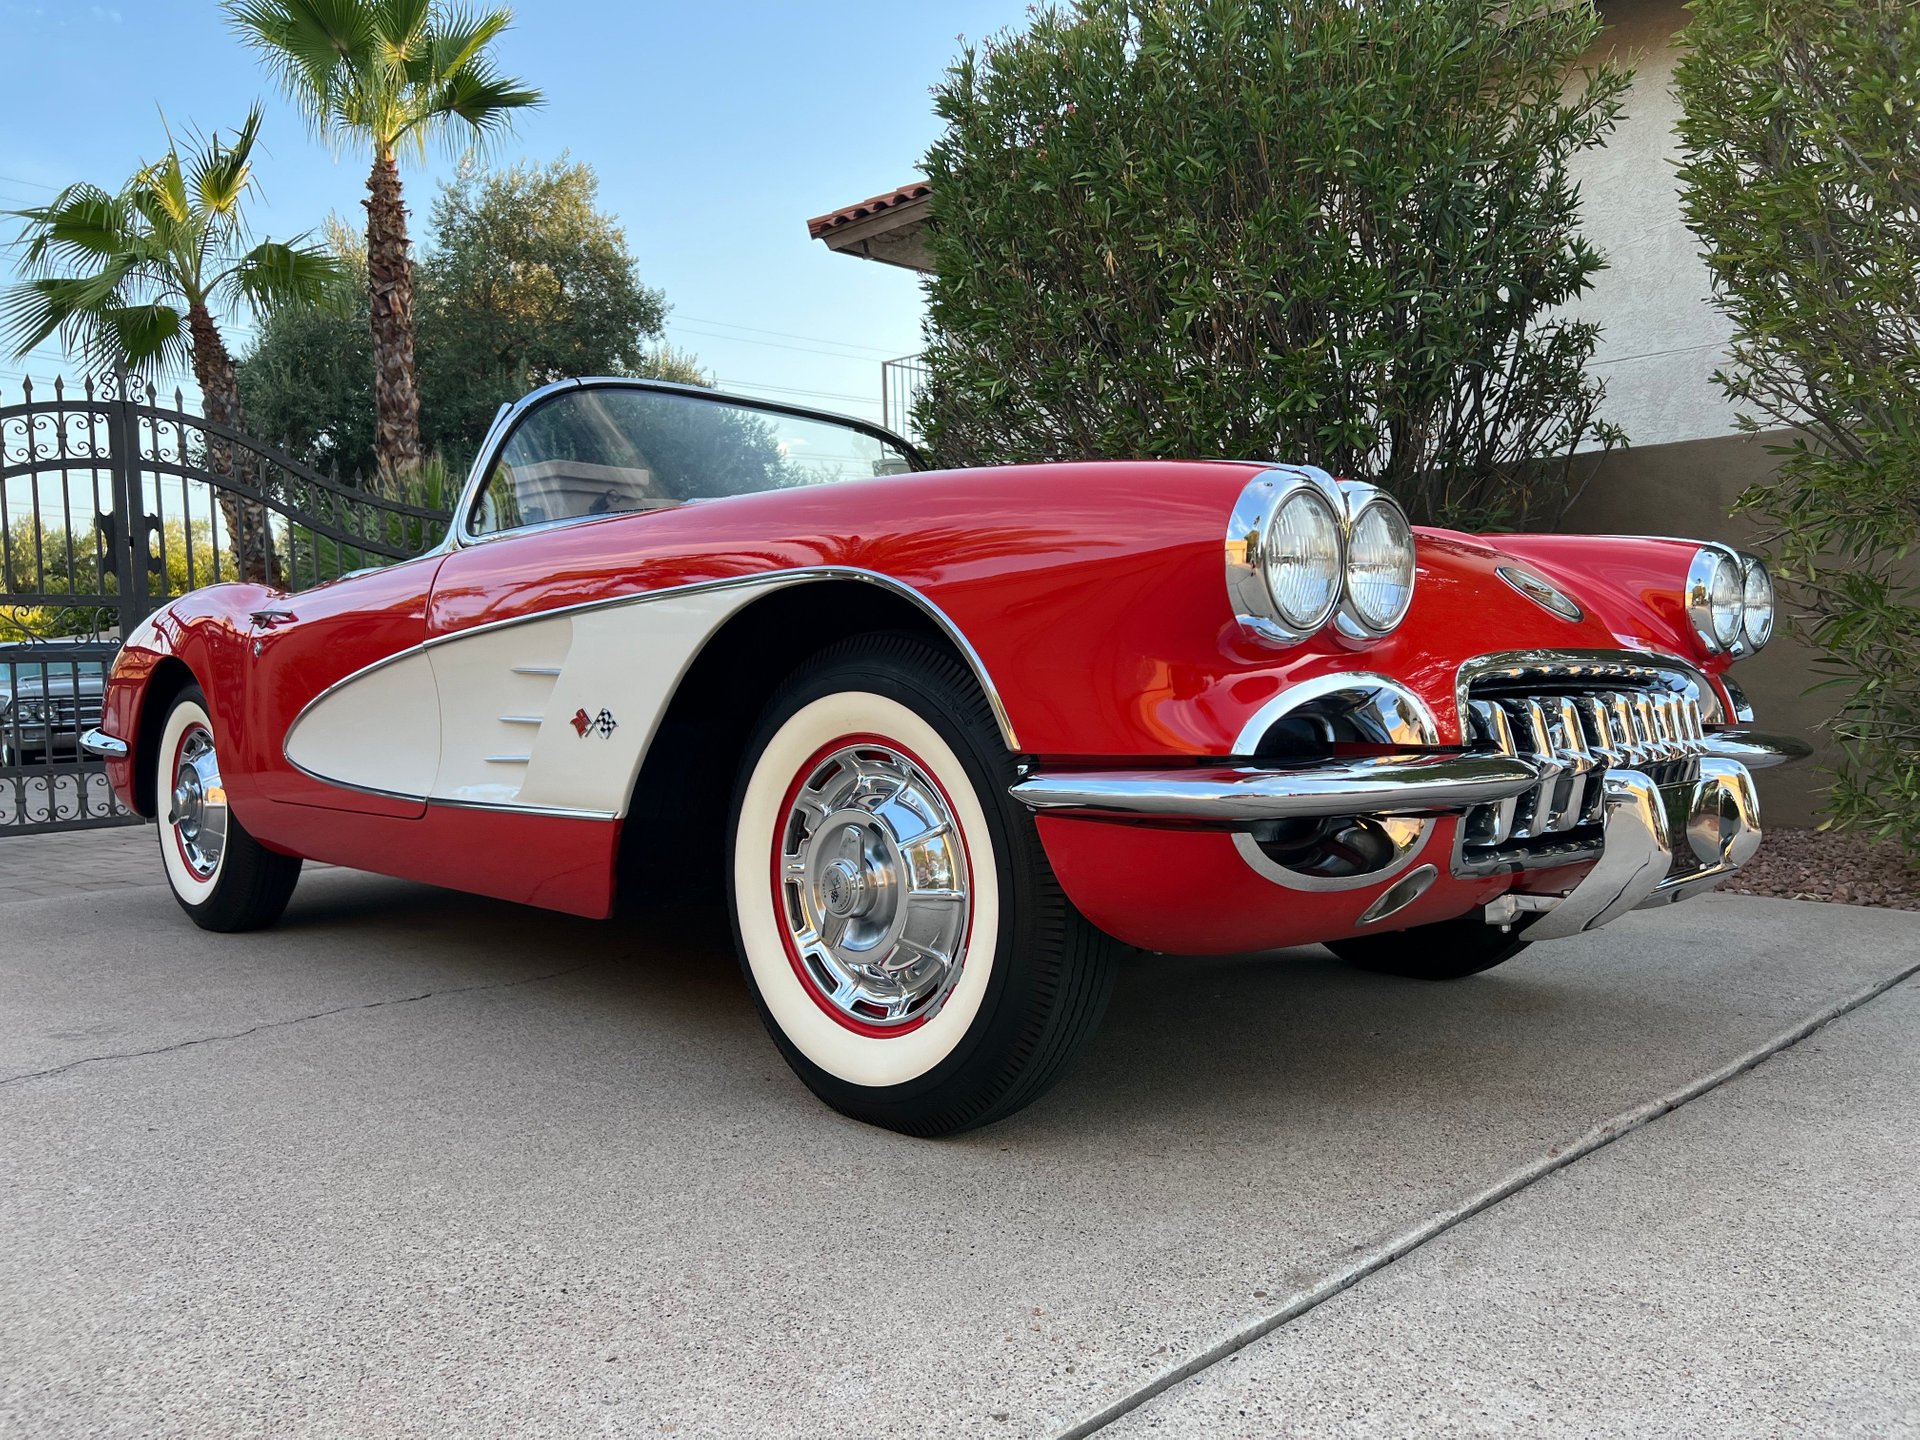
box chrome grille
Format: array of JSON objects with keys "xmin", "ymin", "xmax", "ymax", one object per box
[{"xmin": 1460, "ymin": 678, "xmax": 1706, "ymax": 870}]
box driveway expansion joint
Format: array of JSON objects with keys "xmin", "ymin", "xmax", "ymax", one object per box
[
  {"xmin": 0, "ymin": 963, "xmax": 599, "ymax": 1088},
  {"xmin": 1058, "ymin": 956, "xmax": 1920, "ymax": 1440}
]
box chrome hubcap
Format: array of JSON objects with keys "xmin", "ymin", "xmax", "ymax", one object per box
[
  {"xmin": 170, "ymin": 727, "xmax": 226, "ymax": 879},
  {"xmin": 777, "ymin": 742, "xmax": 970, "ymax": 1029}
]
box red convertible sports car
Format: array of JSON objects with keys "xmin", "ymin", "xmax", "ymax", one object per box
[{"xmin": 88, "ymin": 378, "xmax": 1808, "ymax": 1134}]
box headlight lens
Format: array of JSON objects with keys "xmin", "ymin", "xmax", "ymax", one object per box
[
  {"xmin": 1343, "ymin": 498, "xmax": 1416, "ymax": 634},
  {"xmin": 1688, "ymin": 545, "xmax": 1746, "ymax": 654},
  {"xmin": 1263, "ymin": 487, "xmax": 1344, "ymax": 632},
  {"xmin": 1741, "ymin": 557, "xmax": 1774, "ymax": 650},
  {"xmin": 1708, "ymin": 551, "xmax": 1743, "ymax": 649}
]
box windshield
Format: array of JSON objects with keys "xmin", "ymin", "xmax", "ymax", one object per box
[{"xmin": 467, "ymin": 385, "xmax": 918, "ymax": 538}]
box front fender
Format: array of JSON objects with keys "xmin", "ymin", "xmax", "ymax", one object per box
[{"xmin": 102, "ymin": 585, "xmax": 271, "ymax": 815}]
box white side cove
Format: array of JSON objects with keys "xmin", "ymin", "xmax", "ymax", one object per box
[
  {"xmin": 281, "ymin": 570, "xmax": 1019, "ymax": 819},
  {"xmin": 286, "ymin": 581, "xmax": 776, "ymax": 817}
]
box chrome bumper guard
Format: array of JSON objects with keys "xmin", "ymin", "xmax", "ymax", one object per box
[
  {"xmin": 1010, "ymin": 753, "xmax": 1550, "ymax": 825},
  {"xmin": 1499, "ymin": 755, "xmax": 1768, "ymax": 941},
  {"xmin": 80, "ymin": 728, "xmax": 129, "ymax": 760}
]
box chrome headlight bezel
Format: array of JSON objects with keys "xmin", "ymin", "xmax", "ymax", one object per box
[
  {"xmin": 1226, "ymin": 469, "xmax": 1347, "ymax": 646},
  {"xmin": 1227, "ymin": 468, "xmax": 1418, "ymax": 650},
  {"xmin": 1334, "ymin": 485, "xmax": 1417, "ymax": 641},
  {"xmin": 1686, "ymin": 544, "xmax": 1746, "ymax": 655},
  {"xmin": 1739, "ymin": 554, "xmax": 1774, "ymax": 651}
]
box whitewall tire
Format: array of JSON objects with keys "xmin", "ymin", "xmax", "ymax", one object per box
[
  {"xmin": 155, "ymin": 685, "xmax": 301, "ymax": 932},
  {"xmin": 729, "ymin": 634, "xmax": 1116, "ymax": 1136}
]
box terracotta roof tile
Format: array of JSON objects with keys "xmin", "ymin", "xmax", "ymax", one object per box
[{"xmin": 806, "ymin": 183, "xmax": 932, "ymax": 239}]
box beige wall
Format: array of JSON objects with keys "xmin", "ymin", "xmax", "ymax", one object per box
[
  {"xmin": 1567, "ymin": 0, "xmax": 1741, "ymax": 449},
  {"xmin": 1563, "ymin": 432, "xmax": 1836, "ymax": 826}
]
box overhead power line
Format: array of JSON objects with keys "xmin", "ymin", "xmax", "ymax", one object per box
[
  {"xmin": 669, "ymin": 324, "xmax": 901, "ymax": 365},
  {"xmin": 674, "ymin": 314, "xmax": 901, "ymax": 359}
]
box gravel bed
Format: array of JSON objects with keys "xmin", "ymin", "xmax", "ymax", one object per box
[{"xmin": 1723, "ymin": 825, "xmax": 1920, "ymax": 911}]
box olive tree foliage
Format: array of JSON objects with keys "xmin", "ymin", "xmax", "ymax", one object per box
[
  {"xmin": 1675, "ymin": 0, "xmax": 1920, "ymax": 849},
  {"xmin": 917, "ymin": 0, "xmax": 1630, "ymax": 526},
  {"xmin": 239, "ymin": 159, "xmax": 701, "ymax": 479},
  {"xmin": 417, "ymin": 157, "xmax": 670, "ymax": 453}
]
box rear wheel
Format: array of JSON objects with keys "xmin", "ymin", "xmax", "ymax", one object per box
[
  {"xmin": 728, "ymin": 634, "xmax": 1117, "ymax": 1136},
  {"xmin": 1327, "ymin": 913, "xmax": 1531, "ymax": 981},
  {"xmin": 156, "ymin": 685, "xmax": 301, "ymax": 932}
]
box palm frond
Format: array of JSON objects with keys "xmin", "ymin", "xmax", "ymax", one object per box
[
  {"xmin": 8, "ymin": 186, "xmax": 130, "ymax": 273},
  {"xmin": 97, "ymin": 302, "xmax": 192, "ymax": 377},
  {"xmin": 373, "ymin": 0, "xmax": 432, "ymax": 57},
  {"xmin": 0, "ymin": 268, "xmax": 143, "ymax": 361},
  {"xmin": 187, "ymin": 105, "xmax": 265, "ymax": 218},
  {"xmin": 412, "ymin": 57, "xmax": 540, "ymax": 151},
  {"xmin": 224, "ymin": 238, "xmax": 349, "ymax": 316},
  {"xmin": 135, "ymin": 143, "xmax": 194, "ymax": 229},
  {"xmin": 419, "ymin": 5, "xmax": 510, "ymax": 79},
  {"xmin": 224, "ymin": 0, "xmax": 374, "ymax": 138}
]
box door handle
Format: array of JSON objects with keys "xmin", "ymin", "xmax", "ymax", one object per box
[{"xmin": 248, "ymin": 609, "xmax": 296, "ymax": 629}]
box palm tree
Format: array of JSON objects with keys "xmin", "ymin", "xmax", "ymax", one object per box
[
  {"xmin": 2, "ymin": 107, "xmax": 344, "ymax": 585},
  {"xmin": 226, "ymin": 0, "xmax": 541, "ymax": 481}
]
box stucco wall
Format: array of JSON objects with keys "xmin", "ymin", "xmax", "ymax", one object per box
[{"xmin": 1567, "ymin": 0, "xmax": 1740, "ymax": 449}]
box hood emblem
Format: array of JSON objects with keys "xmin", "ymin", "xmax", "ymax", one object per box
[{"xmin": 1497, "ymin": 566, "xmax": 1583, "ymax": 623}]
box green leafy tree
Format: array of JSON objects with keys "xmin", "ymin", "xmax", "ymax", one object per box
[
  {"xmin": 418, "ymin": 157, "xmax": 669, "ymax": 452},
  {"xmin": 240, "ymin": 160, "xmax": 700, "ymax": 477},
  {"xmin": 226, "ymin": 0, "xmax": 542, "ymax": 480},
  {"xmin": 2, "ymin": 517, "xmax": 220, "ymax": 638},
  {"xmin": 1675, "ymin": 0, "xmax": 1920, "ymax": 849},
  {"xmin": 2, "ymin": 108, "xmax": 343, "ymax": 583},
  {"xmin": 241, "ymin": 218, "xmax": 377, "ymax": 478},
  {"xmin": 917, "ymin": 0, "xmax": 1629, "ymax": 526}
]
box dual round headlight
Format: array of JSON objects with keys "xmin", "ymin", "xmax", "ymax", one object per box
[
  {"xmin": 1226, "ymin": 472, "xmax": 1416, "ymax": 646},
  {"xmin": 1688, "ymin": 545, "xmax": 1774, "ymax": 656}
]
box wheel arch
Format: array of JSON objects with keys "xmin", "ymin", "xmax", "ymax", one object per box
[
  {"xmin": 614, "ymin": 578, "xmax": 1007, "ymax": 907},
  {"xmin": 129, "ymin": 655, "xmax": 198, "ymax": 818}
]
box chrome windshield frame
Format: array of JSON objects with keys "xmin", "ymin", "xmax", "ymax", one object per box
[{"xmin": 446, "ymin": 376, "xmax": 927, "ymax": 550}]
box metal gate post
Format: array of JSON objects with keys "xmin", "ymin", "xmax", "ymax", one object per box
[{"xmin": 106, "ymin": 370, "xmax": 153, "ymax": 640}]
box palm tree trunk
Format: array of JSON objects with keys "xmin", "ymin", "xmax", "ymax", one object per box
[
  {"xmin": 186, "ymin": 303, "xmax": 283, "ymax": 588},
  {"xmin": 365, "ymin": 149, "xmax": 424, "ymax": 483}
]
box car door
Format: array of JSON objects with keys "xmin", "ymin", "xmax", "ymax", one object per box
[{"xmin": 242, "ymin": 551, "xmax": 447, "ymax": 820}]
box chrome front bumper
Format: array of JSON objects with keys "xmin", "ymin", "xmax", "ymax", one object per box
[
  {"xmin": 80, "ymin": 728, "xmax": 129, "ymax": 760},
  {"xmin": 1010, "ymin": 752, "xmax": 1550, "ymax": 824},
  {"xmin": 1009, "ymin": 730, "xmax": 1806, "ymax": 828}
]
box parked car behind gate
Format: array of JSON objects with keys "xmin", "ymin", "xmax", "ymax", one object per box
[
  {"xmin": 86, "ymin": 378, "xmax": 1809, "ymax": 1135},
  {"xmin": 1, "ymin": 656, "xmax": 107, "ymax": 766}
]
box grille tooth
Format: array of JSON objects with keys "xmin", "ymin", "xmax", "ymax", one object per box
[{"xmin": 1459, "ymin": 672, "xmax": 1706, "ymax": 874}]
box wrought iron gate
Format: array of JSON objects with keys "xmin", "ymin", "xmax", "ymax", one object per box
[{"xmin": 1, "ymin": 372, "xmax": 451, "ymax": 835}]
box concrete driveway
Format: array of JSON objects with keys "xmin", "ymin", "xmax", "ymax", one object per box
[{"xmin": 2, "ymin": 828, "xmax": 1916, "ymax": 1437}]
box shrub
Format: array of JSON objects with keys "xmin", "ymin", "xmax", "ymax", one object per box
[
  {"xmin": 917, "ymin": 0, "xmax": 1630, "ymax": 526},
  {"xmin": 1675, "ymin": 0, "xmax": 1920, "ymax": 849}
]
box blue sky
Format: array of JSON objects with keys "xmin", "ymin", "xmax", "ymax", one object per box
[{"xmin": 0, "ymin": 0, "xmax": 1028, "ymax": 425}]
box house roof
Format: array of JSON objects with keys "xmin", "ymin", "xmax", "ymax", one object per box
[{"xmin": 805, "ymin": 183, "xmax": 932, "ymax": 239}]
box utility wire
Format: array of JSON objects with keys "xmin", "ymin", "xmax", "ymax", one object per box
[{"xmin": 673, "ymin": 313, "xmax": 902, "ymax": 358}]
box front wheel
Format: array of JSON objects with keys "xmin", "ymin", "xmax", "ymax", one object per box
[
  {"xmin": 728, "ymin": 635, "xmax": 1117, "ymax": 1136},
  {"xmin": 156, "ymin": 685, "xmax": 302, "ymax": 932}
]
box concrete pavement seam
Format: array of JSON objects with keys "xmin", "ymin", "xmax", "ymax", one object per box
[
  {"xmin": 0, "ymin": 963, "xmax": 600, "ymax": 1088},
  {"xmin": 1058, "ymin": 956, "xmax": 1920, "ymax": 1440}
]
